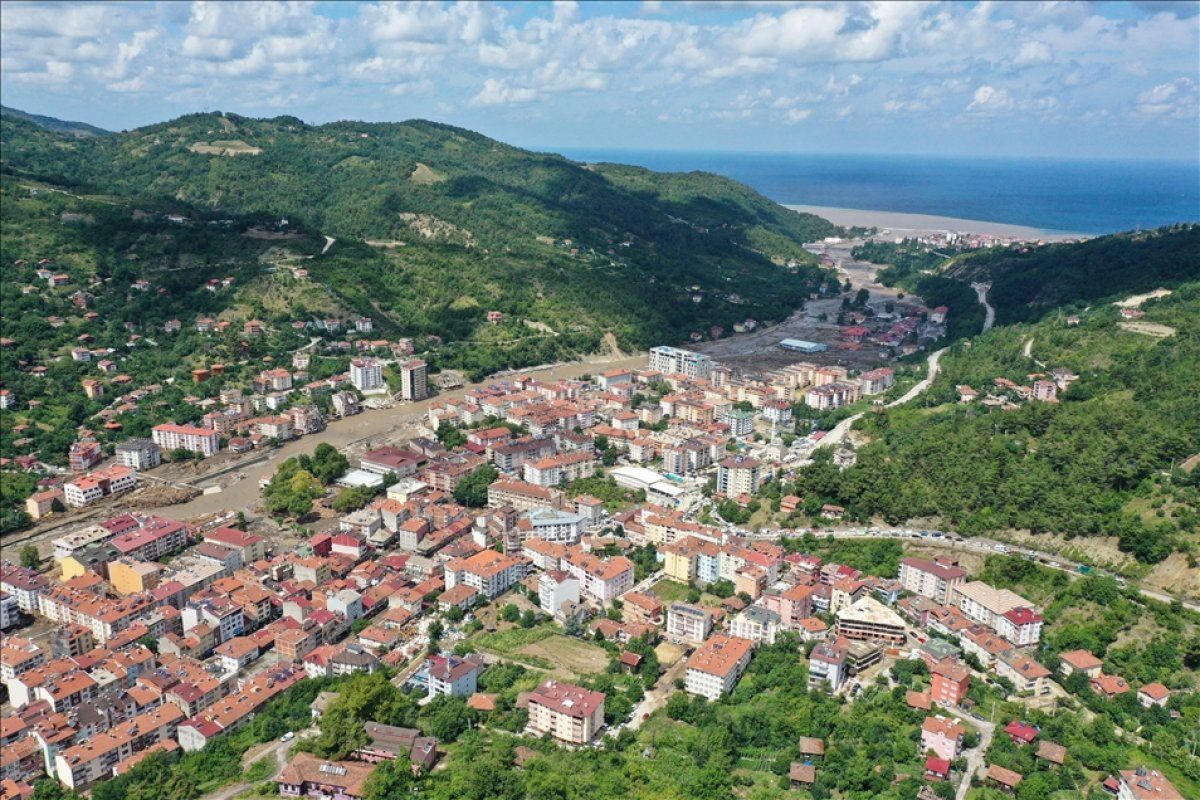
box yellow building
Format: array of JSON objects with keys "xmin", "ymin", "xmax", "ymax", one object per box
[
  {"xmin": 660, "ymin": 536, "xmax": 704, "ymax": 583},
  {"xmin": 108, "ymin": 559, "xmax": 163, "ymax": 596}
]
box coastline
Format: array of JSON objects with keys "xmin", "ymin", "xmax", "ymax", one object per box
[{"xmin": 787, "ymin": 204, "xmax": 1087, "ymax": 241}]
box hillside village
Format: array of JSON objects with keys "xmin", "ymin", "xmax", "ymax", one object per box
[{"xmin": 2, "ymin": 342, "xmax": 1194, "ymax": 800}]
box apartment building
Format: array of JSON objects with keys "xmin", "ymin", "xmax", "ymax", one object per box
[
  {"xmin": 151, "ymin": 423, "xmax": 220, "ymax": 457},
  {"xmin": 930, "ymin": 660, "xmax": 971, "ymax": 706},
  {"xmin": 685, "ymin": 634, "xmax": 753, "ymax": 700},
  {"xmin": 54, "ymin": 704, "xmax": 183, "ymax": 789},
  {"xmin": 648, "ymin": 346, "xmax": 711, "ymax": 378},
  {"xmin": 526, "ymin": 679, "xmax": 606, "ymax": 744},
  {"xmin": 920, "ymin": 716, "xmax": 965, "ymax": 762},
  {"xmin": 444, "ymin": 550, "xmax": 526, "ymax": 599},
  {"xmin": 834, "ymin": 596, "xmax": 908, "ymax": 644},
  {"xmin": 666, "ymin": 603, "xmax": 712, "ymax": 644},
  {"xmin": 426, "ymin": 654, "xmax": 483, "ymax": 698},
  {"xmin": 523, "ymin": 450, "xmax": 596, "ymax": 487},
  {"xmin": 398, "ymin": 359, "xmax": 428, "ymax": 401},
  {"xmin": 486, "ymin": 480, "xmax": 564, "ymax": 513},
  {"xmin": 897, "ymin": 557, "xmax": 966, "ymax": 605},
  {"xmin": 716, "ymin": 455, "xmax": 761, "ymax": 497},
  {"xmin": 349, "ymin": 358, "xmax": 384, "ymax": 393},
  {"xmin": 562, "ymin": 550, "xmax": 634, "ymax": 606},
  {"xmin": 538, "ymin": 570, "xmax": 581, "ymax": 617},
  {"xmin": 729, "ymin": 605, "xmax": 782, "ymax": 645},
  {"xmin": 115, "ymin": 439, "xmax": 161, "ymax": 470}
]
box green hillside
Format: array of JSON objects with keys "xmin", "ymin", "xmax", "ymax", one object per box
[
  {"xmin": 0, "ymin": 104, "xmax": 110, "ymax": 138},
  {"xmin": 791, "ymin": 282, "xmax": 1200, "ymax": 563},
  {"xmin": 0, "ymin": 110, "xmax": 838, "ymax": 373},
  {"xmin": 854, "ymin": 225, "xmax": 1200, "ymax": 328}
]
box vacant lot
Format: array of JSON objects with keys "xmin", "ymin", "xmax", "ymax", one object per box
[
  {"xmin": 517, "ymin": 635, "xmax": 610, "ymax": 677},
  {"xmin": 653, "ymin": 641, "xmax": 686, "ymax": 667}
]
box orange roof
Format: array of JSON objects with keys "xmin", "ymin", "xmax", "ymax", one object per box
[{"xmin": 686, "ymin": 634, "xmax": 752, "ymax": 678}]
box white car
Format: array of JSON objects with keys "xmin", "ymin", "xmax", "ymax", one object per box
[{"xmin": 281, "ymin": 731, "xmax": 295, "ymax": 742}]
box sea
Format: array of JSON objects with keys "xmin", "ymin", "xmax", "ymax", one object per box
[{"xmin": 556, "ymin": 149, "xmax": 1199, "ymax": 236}]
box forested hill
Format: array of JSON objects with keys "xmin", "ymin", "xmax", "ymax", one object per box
[
  {"xmin": 947, "ymin": 224, "xmax": 1200, "ymax": 325},
  {"xmin": 0, "ymin": 109, "xmax": 839, "ymax": 366},
  {"xmin": 855, "ymin": 225, "xmax": 1200, "ymax": 329},
  {"xmin": 0, "ymin": 105, "xmax": 110, "ymax": 138},
  {"xmin": 794, "ymin": 282, "xmax": 1200, "ymax": 566},
  {"xmin": 0, "ymin": 109, "xmax": 834, "ymax": 259}
]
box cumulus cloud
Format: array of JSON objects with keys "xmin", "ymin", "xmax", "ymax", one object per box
[
  {"xmin": 1013, "ymin": 40, "xmax": 1053, "ymax": 67},
  {"xmin": 1136, "ymin": 77, "xmax": 1199, "ymax": 118},
  {"xmin": 471, "ymin": 78, "xmax": 538, "ymax": 107},
  {"xmin": 0, "ymin": 0, "xmax": 1195, "ymax": 154},
  {"xmin": 965, "ymin": 84, "xmax": 1017, "ymax": 114}
]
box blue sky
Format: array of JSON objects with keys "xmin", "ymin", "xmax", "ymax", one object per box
[{"xmin": 2, "ymin": 1, "xmax": 1197, "ymax": 160}]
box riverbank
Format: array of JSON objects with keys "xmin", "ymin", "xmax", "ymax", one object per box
[{"xmin": 787, "ymin": 204, "xmax": 1085, "ymax": 240}]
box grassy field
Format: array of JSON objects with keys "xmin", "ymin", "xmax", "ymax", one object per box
[
  {"xmin": 650, "ymin": 579, "xmax": 723, "ymax": 608},
  {"xmin": 517, "ymin": 635, "xmax": 610, "ymax": 677}
]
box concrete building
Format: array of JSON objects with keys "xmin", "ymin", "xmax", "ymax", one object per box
[
  {"xmin": 115, "ymin": 439, "xmax": 161, "ymax": 470},
  {"xmin": 666, "ymin": 602, "xmax": 712, "ymax": 644},
  {"xmin": 648, "ymin": 345, "xmax": 711, "ymax": 378},
  {"xmin": 526, "ymin": 679, "xmax": 606, "ymax": 744},
  {"xmin": 151, "ymin": 423, "xmax": 220, "ymax": 457},
  {"xmin": 426, "ymin": 654, "xmax": 482, "ymax": 698},
  {"xmin": 834, "ymin": 596, "xmax": 908, "ymax": 644},
  {"xmin": 349, "ymin": 358, "xmax": 385, "ymax": 393},
  {"xmin": 716, "ymin": 455, "xmax": 761, "ymax": 498},
  {"xmin": 685, "ymin": 634, "xmax": 753, "ymax": 700},
  {"xmin": 399, "ymin": 359, "xmax": 428, "ymax": 401},
  {"xmin": 897, "ymin": 557, "xmax": 966, "ymax": 605}
]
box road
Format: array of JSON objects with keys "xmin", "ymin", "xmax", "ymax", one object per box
[
  {"xmin": 950, "ymin": 710, "xmax": 995, "ymax": 800},
  {"xmin": 972, "ymin": 282, "xmax": 995, "ymax": 333},
  {"xmin": 200, "ymin": 726, "xmax": 315, "ymax": 800},
  {"xmin": 624, "ymin": 656, "xmax": 689, "ymax": 733},
  {"xmin": 740, "ymin": 524, "xmax": 1200, "ymax": 610},
  {"xmin": 815, "ymin": 346, "xmax": 946, "ymax": 450}
]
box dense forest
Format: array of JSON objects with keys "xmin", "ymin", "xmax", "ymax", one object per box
[
  {"xmin": 787, "ymin": 283, "xmax": 1200, "ymax": 562},
  {"xmin": 854, "ymin": 225, "xmax": 1200, "ymax": 328}
]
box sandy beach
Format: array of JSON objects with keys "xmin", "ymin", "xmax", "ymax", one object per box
[{"xmin": 787, "ymin": 204, "xmax": 1086, "ymax": 240}]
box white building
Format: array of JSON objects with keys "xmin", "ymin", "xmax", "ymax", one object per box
[
  {"xmin": 716, "ymin": 455, "xmax": 760, "ymax": 497},
  {"xmin": 115, "ymin": 439, "xmax": 161, "ymax": 470},
  {"xmin": 648, "ymin": 345, "xmax": 711, "ymax": 378},
  {"xmin": 152, "ymin": 423, "xmax": 220, "ymax": 457},
  {"xmin": 729, "ymin": 605, "xmax": 782, "ymax": 645},
  {"xmin": 685, "ymin": 634, "xmax": 753, "ymax": 700},
  {"xmin": 666, "ymin": 602, "xmax": 712, "ymax": 643},
  {"xmin": 538, "ymin": 570, "xmax": 581, "ymax": 616},
  {"xmin": 897, "ymin": 557, "xmax": 966, "ymax": 605},
  {"xmin": 349, "ymin": 358, "xmax": 385, "ymax": 394}
]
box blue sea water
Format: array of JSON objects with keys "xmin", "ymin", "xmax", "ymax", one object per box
[{"xmin": 556, "ymin": 149, "xmax": 1199, "ymax": 236}]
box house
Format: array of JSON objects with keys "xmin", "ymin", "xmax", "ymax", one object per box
[
  {"xmin": 996, "ymin": 652, "xmax": 1052, "ymax": 696},
  {"xmin": 1118, "ymin": 767, "xmax": 1184, "ymax": 800},
  {"xmin": 525, "ymin": 679, "xmax": 606, "ymax": 745},
  {"xmin": 920, "ymin": 716, "xmax": 964, "ymax": 761},
  {"xmin": 1091, "ymin": 673, "xmax": 1131, "ymax": 699},
  {"xmin": 685, "ymin": 634, "xmax": 753, "ymax": 700},
  {"xmin": 986, "ymin": 764, "xmax": 1023, "ymax": 793},
  {"xmin": 275, "ymin": 752, "xmax": 375, "ymax": 798},
  {"xmin": 798, "ymin": 737, "xmax": 824, "ymax": 760},
  {"xmin": 1137, "ymin": 682, "xmax": 1171, "ymax": 708},
  {"xmin": 1003, "ymin": 720, "xmax": 1039, "ymax": 745},
  {"xmin": 924, "ymin": 756, "xmax": 951, "ymax": 781},
  {"xmin": 788, "ymin": 762, "xmax": 815, "ymax": 789},
  {"xmin": 1036, "ymin": 740, "xmax": 1067, "ymax": 767},
  {"xmin": 1059, "ymin": 649, "xmax": 1103, "ymax": 679}
]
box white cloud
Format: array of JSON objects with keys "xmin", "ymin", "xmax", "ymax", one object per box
[
  {"xmin": 471, "ymin": 78, "xmax": 538, "ymax": 107},
  {"xmin": 1136, "ymin": 77, "xmax": 1199, "ymax": 118},
  {"xmin": 966, "ymin": 85, "xmax": 1015, "ymax": 113},
  {"xmin": 1013, "ymin": 40, "xmax": 1053, "ymax": 67}
]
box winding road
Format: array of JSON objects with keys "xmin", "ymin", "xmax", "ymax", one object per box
[
  {"xmin": 972, "ymin": 282, "xmax": 995, "ymax": 333},
  {"xmin": 816, "ymin": 346, "xmax": 946, "ymax": 450}
]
